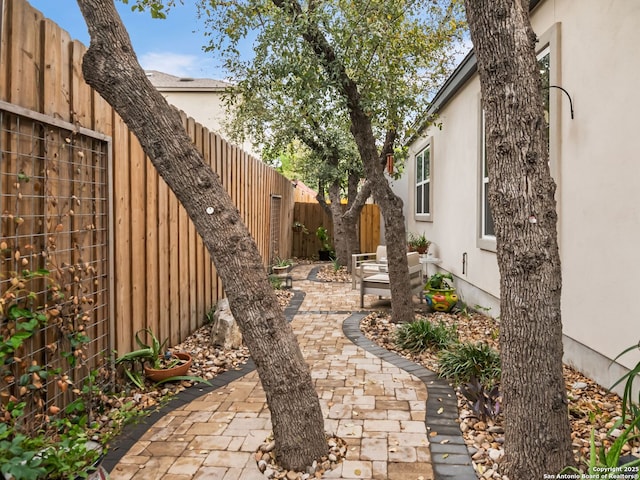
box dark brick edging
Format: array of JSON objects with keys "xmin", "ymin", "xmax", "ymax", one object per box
[
  {"xmin": 102, "ymin": 289, "xmax": 306, "ymax": 473},
  {"xmin": 100, "ymin": 358, "xmax": 257, "ymax": 472},
  {"xmin": 307, "ymin": 264, "xmax": 329, "ymax": 282},
  {"xmin": 342, "ymin": 314, "xmax": 477, "ymax": 480}
]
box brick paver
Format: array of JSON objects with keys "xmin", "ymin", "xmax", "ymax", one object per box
[{"xmin": 106, "ymin": 264, "xmax": 473, "ymax": 479}]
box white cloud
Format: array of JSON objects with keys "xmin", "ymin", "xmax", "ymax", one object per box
[{"xmin": 138, "ymin": 52, "xmax": 201, "ymax": 77}]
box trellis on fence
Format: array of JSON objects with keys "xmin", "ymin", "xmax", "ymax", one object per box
[
  {"xmin": 0, "ymin": 100, "xmax": 111, "ymax": 425},
  {"xmin": 1, "ymin": 0, "xmax": 295, "ymax": 376}
]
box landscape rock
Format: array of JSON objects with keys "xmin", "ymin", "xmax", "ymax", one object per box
[{"xmin": 210, "ymin": 298, "xmax": 243, "ymax": 349}]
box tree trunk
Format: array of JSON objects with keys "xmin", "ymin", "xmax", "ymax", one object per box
[
  {"xmin": 315, "ymin": 169, "xmax": 364, "ymax": 272},
  {"xmin": 271, "ymin": 0, "xmax": 415, "ymax": 323},
  {"xmin": 76, "ymin": 0, "xmax": 327, "ymax": 471},
  {"xmin": 328, "ymin": 183, "xmax": 348, "ymax": 266},
  {"xmin": 348, "ymin": 111, "xmax": 413, "ymax": 324},
  {"xmin": 463, "ymin": 1, "xmax": 574, "ymax": 477}
]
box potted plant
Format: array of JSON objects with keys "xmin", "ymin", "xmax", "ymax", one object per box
[
  {"xmin": 408, "ymin": 232, "xmax": 431, "ymax": 255},
  {"xmin": 315, "ymin": 226, "xmax": 334, "ymax": 261},
  {"xmin": 292, "ymin": 221, "xmax": 309, "ymax": 234},
  {"xmin": 271, "ymin": 256, "xmax": 293, "ymax": 275},
  {"xmin": 115, "ymin": 328, "xmax": 193, "ymax": 386},
  {"xmin": 423, "ymin": 272, "xmax": 458, "ymax": 312}
]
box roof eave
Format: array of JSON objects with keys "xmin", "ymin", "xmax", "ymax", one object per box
[{"xmin": 407, "ymin": 0, "xmax": 545, "ymax": 144}]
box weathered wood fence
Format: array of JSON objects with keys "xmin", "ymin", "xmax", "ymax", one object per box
[
  {"xmin": 0, "ymin": 0, "xmax": 295, "ymax": 369},
  {"xmin": 291, "ymin": 203, "xmax": 380, "ymax": 258}
]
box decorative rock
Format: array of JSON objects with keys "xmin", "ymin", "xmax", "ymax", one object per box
[
  {"xmin": 488, "ymin": 448, "xmax": 503, "ymax": 461},
  {"xmin": 572, "ymin": 381, "xmax": 588, "ymax": 390},
  {"xmin": 260, "ymin": 440, "xmax": 276, "ymax": 453},
  {"xmin": 472, "ymin": 449, "xmax": 486, "ymax": 461},
  {"xmin": 483, "ymin": 468, "xmax": 495, "ymax": 479},
  {"xmin": 256, "ymin": 434, "xmax": 346, "ymax": 479},
  {"xmin": 210, "ymin": 298, "xmax": 243, "ymax": 349}
]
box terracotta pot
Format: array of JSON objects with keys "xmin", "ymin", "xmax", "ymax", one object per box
[{"xmin": 144, "ymin": 352, "xmax": 192, "ymax": 382}]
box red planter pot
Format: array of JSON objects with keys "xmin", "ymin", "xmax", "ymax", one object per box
[{"xmin": 144, "ymin": 352, "xmax": 192, "ymax": 382}]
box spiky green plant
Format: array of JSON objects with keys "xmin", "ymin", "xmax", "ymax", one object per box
[
  {"xmin": 438, "ymin": 341, "xmax": 501, "ymax": 386},
  {"xmin": 395, "ymin": 318, "xmax": 457, "ymax": 352}
]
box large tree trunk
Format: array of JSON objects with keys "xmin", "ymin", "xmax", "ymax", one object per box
[
  {"xmin": 348, "ymin": 111, "xmax": 413, "ymax": 324},
  {"xmin": 463, "ymin": 1, "xmax": 574, "ymax": 477},
  {"xmin": 76, "ymin": 0, "xmax": 327, "ymax": 471}
]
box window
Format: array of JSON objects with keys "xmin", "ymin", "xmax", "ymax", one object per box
[
  {"xmin": 480, "ymin": 111, "xmax": 495, "ymax": 239},
  {"xmin": 415, "ymin": 143, "xmax": 432, "ymax": 220},
  {"xmin": 538, "ymin": 46, "xmax": 550, "ymax": 137}
]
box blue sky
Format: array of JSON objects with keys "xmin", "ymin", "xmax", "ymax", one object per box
[{"xmin": 28, "ymin": 0, "xmax": 227, "ymax": 79}]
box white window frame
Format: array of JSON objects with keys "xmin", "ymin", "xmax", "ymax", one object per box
[
  {"xmin": 477, "ymin": 23, "xmax": 561, "ymax": 252},
  {"xmin": 478, "ymin": 109, "xmax": 495, "ymax": 249},
  {"xmin": 414, "ymin": 139, "xmax": 433, "ymax": 222}
]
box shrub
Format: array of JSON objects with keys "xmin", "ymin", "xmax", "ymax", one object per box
[
  {"xmin": 438, "ymin": 341, "xmax": 501, "ymax": 385},
  {"xmin": 395, "ymin": 318, "xmax": 458, "ymax": 352},
  {"xmin": 459, "ymin": 376, "xmax": 501, "ymax": 420}
]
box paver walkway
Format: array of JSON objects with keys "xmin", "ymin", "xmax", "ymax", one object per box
[{"xmin": 104, "ymin": 264, "xmax": 475, "ymax": 480}]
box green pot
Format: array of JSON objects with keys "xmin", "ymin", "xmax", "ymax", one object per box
[{"xmin": 423, "ymin": 287, "xmax": 458, "ymax": 312}]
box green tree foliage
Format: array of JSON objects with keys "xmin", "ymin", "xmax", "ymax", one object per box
[{"xmin": 201, "ymin": 0, "xmax": 465, "ymax": 145}]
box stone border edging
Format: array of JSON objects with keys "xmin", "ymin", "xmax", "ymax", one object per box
[
  {"xmin": 342, "ymin": 314, "xmax": 477, "ymax": 480},
  {"xmin": 307, "ymin": 265, "xmax": 328, "ymax": 282}
]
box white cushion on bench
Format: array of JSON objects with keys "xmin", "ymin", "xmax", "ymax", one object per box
[{"xmin": 359, "ymin": 251, "xmax": 423, "ymax": 307}]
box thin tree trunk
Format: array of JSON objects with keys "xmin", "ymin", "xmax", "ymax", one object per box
[
  {"xmin": 328, "ymin": 183, "xmax": 348, "ymax": 265},
  {"xmin": 315, "ymin": 167, "xmax": 364, "ymax": 271},
  {"xmin": 463, "ymin": 0, "xmax": 574, "ymax": 477},
  {"xmin": 76, "ymin": 0, "xmax": 327, "ymax": 470}
]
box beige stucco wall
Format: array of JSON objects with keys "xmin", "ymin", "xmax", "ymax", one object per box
[
  {"xmin": 158, "ymin": 91, "xmax": 259, "ymax": 158},
  {"xmin": 400, "ymin": 0, "xmax": 640, "ymax": 388}
]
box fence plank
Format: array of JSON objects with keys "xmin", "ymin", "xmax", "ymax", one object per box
[
  {"xmin": 8, "ymin": 0, "xmax": 42, "ymax": 110},
  {"xmin": 145, "ymin": 154, "xmax": 159, "ymax": 338},
  {"xmin": 129, "ymin": 135, "xmax": 147, "ymax": 347},
  {"xmin": 157, "ymin": 174, "xmax": 171, "ymax": 347},
  {"xmin": 42, "ymin": 19, "xmax": 71, "ymax": 122}
]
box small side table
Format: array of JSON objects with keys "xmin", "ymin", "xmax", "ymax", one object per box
[{"xmin": 419, "ymin": 256, "xmax": 441, "ymax": 278}]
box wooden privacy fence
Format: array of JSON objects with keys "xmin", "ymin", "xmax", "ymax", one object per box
[
  {"xmin": 0, "ymin": 0, "xmax": 295, "ymax": 386},
  {"xmin": 291, "ymin": 202, "xmax": 380, "ymax": 258}
]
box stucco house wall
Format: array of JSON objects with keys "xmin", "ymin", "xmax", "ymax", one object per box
[
  {"xmin": 398, "ymin": 0, "xmax": 640, "ymax": 393},
  {"xmin": 146, "ymin": 70, "xmax": 259, "ymax": 158}
]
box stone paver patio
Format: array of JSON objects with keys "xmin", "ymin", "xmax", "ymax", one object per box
[{"xmin": 103, "ymin": 264, "xmax": 475, "ymax": 480}]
